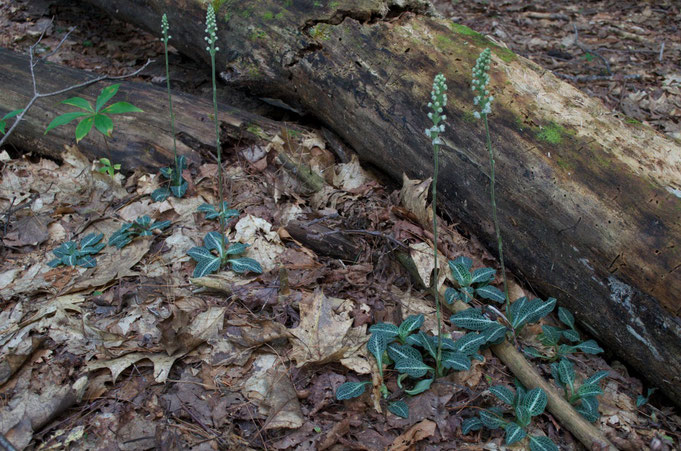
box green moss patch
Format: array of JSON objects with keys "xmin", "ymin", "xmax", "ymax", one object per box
[
  {"xmin": 536, "ymin": 122, "xmax": 568, "ymax": 145},
  {"xmin": 448, "ymin": 22, "xmax": 516, "ymax": 63}
]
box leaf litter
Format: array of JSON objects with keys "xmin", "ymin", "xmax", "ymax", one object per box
[{"xmin": 0, "ymin": 1, "xmax": 680, "ymax": 450}]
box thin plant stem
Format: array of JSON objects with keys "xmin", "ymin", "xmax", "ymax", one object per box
[
  {"xmin": 483, "ymin": 114, "xmax": 510, "ymax": 313},
  {"xmin": 209, "ymin": 52, "xmax": 224, "ymax": 240},
  {"xmin": 432, "ymin": 143, "xmax": 443, "ymax": 378},
  {"xmin": 163, "ymin": 38, "xmax": 178, "ymax": 171}
]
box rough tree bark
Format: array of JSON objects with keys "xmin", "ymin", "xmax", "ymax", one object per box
[{"xmin": 45, "ymin": 0, "xmax": 681, "ymax": 406}]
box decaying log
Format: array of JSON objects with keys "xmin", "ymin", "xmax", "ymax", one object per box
[{"xmin": 41, "ymin": 0, "xmax": 681, "ymax": 407}]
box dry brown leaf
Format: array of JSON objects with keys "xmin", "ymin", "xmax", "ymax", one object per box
[
  {"xmin": 333, "ymin": 155, "xmax": 371, "ymax": 190},
  {"xmin": 86, "ymin": 351, "xmax": 180, "ymax": 384},
  {"xmin": 388, "ymin": 419, "xmax": 437, "ymax": 451},
  {"xmin": 409, "ymin": 241, "xmax": 448, "ymax": 290},
  {"xmin": 399, "ymin": 174, "xmax": 433, "ymax": 229}
]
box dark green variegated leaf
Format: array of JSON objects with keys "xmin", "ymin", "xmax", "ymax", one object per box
[
  {"xmin": 539, "ymin": 325, "xmax": 563, "ymax": 346},
  {"xmin": 405, "ymin": 378, "xmax": 432, "ymax": 395},
  {"xmin": 81, "ymin": 242, "xmax": 105, "ymax": 255},
  {"xmin": 490, "ymin": 385, "xmax": 515, "ymax": 405},
  {"xmin": 504, "ymin": 422, "xmax": 526, "ymax": 446},
  {"xmin": 77, "ymin": 255, "xmax": 97, "ymax": 267},
  {"xmin": 187, "ymin": 246, "xmax": 221, "ymax": 277},
  {"xmin": 461, "ymin": 417, "xmax": 483, "ymax": 434},
  {"xmin": 151, "ymin": 187, "xmax": 171, "ymax": 202},
  {"xmin": 482, "ymin": 323, "xmax": 508, "ymax": 345},
  {"xmin": 583, "ymin": 370, "xmax": 609, "ymax": 386},
  {"xmin": 523, "ymin": 347, "xmax": 546, "ymax": 359},
  {"xmin": 441, "ymin": 352, "xmax": 470, "ymax": 371},
  {"xmin": 388, "ymin": 400, "xmax": 409, "ymax": 418},
  {"xmin": 398, "ymin": 314, "xmax": 424, "ymax": 337},
  {"xmin": 395, "ymin": 358, "xmax": 432, "ymax": 378},
  {"xmin": 170, "ymin": 179, "xmax": 188, "ymax": 198},
  {"xmin": 450, "ymin": 308, "xmax": 496, "ymax": 331},
  {"xmin": 558, "ymin": 306, "xmax": 575, "ymax": 329},
  {"xmin": 150, "ymin": 220, "xmax": 171, "ymax": 231},
  {"xmin": 204, "ymin": 231, "xmax": 226, "ymax": 256},
  {"xmin": 452, "ymin": 255, "xmax": 473, "ymax": 270},
  {"xmin": 370, "ymin": 323, "xmax": 399, "ymax": 338},
  {"xmin": 335, "ymin": 381, "xmax": 370, "ymax": 400},
  {"xmin": 476, "ymin": 285, "xmax": 505, "ymax": 303},
  {"xmin": 636, "ymin": 395, "xmax": 647, "ymax": 408},
  {"xmin": 515, "ymin": 381, "xmax": 527, "ymax": 406},
  {"xmin": 508, "ymin": 296, "xmax": 528, "ymax": 321},
  {"xmin": 514, "ymin": 405, "xmax": 531, "ymax": 427},
  {"xmin": 63, "ymin": 254, "xmax": 78, "ymax": 266},
  {"xmin": 576, "ymin": 396, "xmax": 600, "ymax": 422},
  {"xmin": 479, "ymin": 407, "xmax": 506, "ymax": 430},
  {"xmin": 225, "ymin": 242, "xmax": 250, "ymax": 255},
  {"xmin": 387, "ymin": 343, "xmax": 421, "ymax": 363},
  {"xmin": 444, "ymin": 287, "xmax": 459, "ymax": 304},
  {"xmin": 529, "ymin": 435, "xmax": 558, "ymax": 451},
  {"xmin": 526, "ymin": 297, "xmax": 556, "ymax": 324},
  {"xmin": 511, "ymin": 298, "xmax": 544, "ymax": 329},
  {"xmin": 471, "ymin": 267, "xmax": 496, "ymax": 284},
  {"xmin": 550, "ymin": 363, "xmax": 562, "ymax": 388},
  {"xmin": 453, "ymin": 333, "xmax": 486, "ymax": 356},
  {"xmin": 562, "ymin": 328, "xmax": 581, "ymax": 343},
  {"xmin": 368, "ymin": 332, "xmax": 388, "ymax": 370},
  {"xmin": 159, "ymin": 167, "xmax": 173, "ymax": 179},
  {"xmin": 197, "ymin": 203, "xmax": 217, "ymax": 214},
  {"xmin": 47, "ymin": 258, "xmax": 61, "ymax": 268},
  {"xmin": 229, "ymin": 257, "xmax": 262, "ymax": 274},
  {"xmin": 577, "ymin": 384, "xmax": 603, "ymax": 399},
  {"xmin": 523, "ymin": 388, "xmax": 547, "ymax": 416},
  {"xmin": 80, "ymin": 233, "xmax": 103, "ymax": 249},
  {"xmin": 558, "ymin": 358, "xmax": 575, "ymax": 391},
  {"xmin": 437, "ymin": 337, "xmax": 457, "ymax": 352},
  {"xmin": 405, "ymin": 334, "xmax": 421, "ymax": 347},
  {"xmin": 415, "ymin": 331, "xmax": 437, "ymax": 359},
  {"xmin": 459, "ymin": 286, "xmax": 475, "ymax": 303},
  {"xmin": 576, "ymin": 340, "xmax": 604, "ymax": 355},
  {"xmin": 557, "ymin": 344, "xmax": 577, "ymax": 358},
  {"xmin": 449, "ymin": 261, "xmax": 472, "ymax": 287}
]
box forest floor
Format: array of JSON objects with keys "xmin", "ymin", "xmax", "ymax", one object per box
[{"xmin": 0, "ymin": 0, "xmax": 680, "ymax": 450}]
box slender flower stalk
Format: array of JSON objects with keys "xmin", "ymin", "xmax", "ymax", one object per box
[
  {"xmin": 472, "ymin": 48, "xmax": 511, "ymax": 314},
  {"xmin": 205, "ymin": 5, "xmax": 225, "ymax": 239},
  {"xmin": 161, "ymin": 14, "xmax": 179, "ymax": 172},
  {"xmin": 424, "ymin": 73, "xmax": 447, "ymax": 378}
]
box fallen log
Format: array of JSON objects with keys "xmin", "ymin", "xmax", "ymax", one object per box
[
  {"xmin": 80, "ymin": 0, "xmax": 681, "ymax": 406},
  {"xmin": 0, "ymin": 47, "xmax": 292, "ymax": 170}
]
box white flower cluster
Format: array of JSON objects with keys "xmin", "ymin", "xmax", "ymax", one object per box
[
  {"xmin": 205, "ymin": 4, "xmax": 219, "ymax": 53},
  {"xmin": 471, "ymin": 48, "xmax": 493, "ymax": 119},
  {"xmin": 424, "ymin": 73, "xmax": 448, "ymax": 146},
  {"xmin": 161, "ymin": 14, "xmax": 171, "ymax": 44}
]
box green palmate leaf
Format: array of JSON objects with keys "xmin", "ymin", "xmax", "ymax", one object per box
[
  {"xmin": 481, "ymin": 323, "xmax": 507, "ymax": 344},
  {"xmin": 94, "ymin": 113, "xmax": 114, "ymax": 136},
  {"xmin": 61, "ymin": 97, "xmax": 94, "ymax": 112},
  {"xmin": 152, "ymin": 187, "xmax": 171, "ymax": 202},
  {"xmin": 388, "ymin": 400, "xmax": 409, "ymax": 418},
  {"xmin": 529, "ymin": 435, "xmax": 558, "ymax": 451},
  {"xmin": 577, "ymin": 384, "xmax": 603, "ymax": 399},
  {"xmin": 441, "ymin": 351, "xmax": 471, "ymax": 371},
  {"xmin": 562, "ymin": 328, "xmax": 581, "ymax": 342},
  {"xmin": 75, "ymin": 115, "xmax": 95, "ymax": 142},
  {"xmin": 461, "ymin": 417, "xmax": 484, "ymax": 434},
  {"xmin": 101, "ymin": 101, "xmax": 144, "ymax": 115},
  {"xmin": 368, "ymin": 332, "xmax": 388, "ymax": 371},
  {"xmin": 584, "ymin": 370, "xmax": 609, "ymax": 386},
  {"xmin": 370, "ymin": 323, "xmax": 399, "ymax": 338},
  {"xmin": 576, "ymin": 396, "xmax": 600, "ymax": 422},
  {"xmin": 387, "ymin": 343, "xmax": 422, "ymax": 363},
  {"xmin": 44, "ymin": 111, "xmax": 89, "ymax": 134},
  {"xmin": 95, "ymin": 84, "xmax": 120, "ymax": 111},
  {"xmin": 504, "ymin": 422, "xmax": 527, "ymax": 446},
  {"xmin": 489, "ymin": 385, "xmax": 515, "ymax": 405},
  {"xmin": 444, "ymin": 287, "xmax": 458, "ymax": 304},
  {"xmin": 229, "ymin": 257, "xmax": 262, "ymax": 274},
  {"xmin": 514, "ymin": 404, "xmax": 531, "ymax": 427},
  {"xmin": 558, "ymin": 358, "xmax": 575, "ymax": 391},
  {"xmin": 471, "ymin": 267, "xmax": 496, "ymax": 284},
  {"xmin": 479, "ymin": 407, "xmax": 506, "ymax": 430},
  {"xmin": 450, "ymin": 308, "xmax": 496, "ymax": 331},
  {"xmin": 449, "ymin": 261, "xmax": 472, "ymax": 286},
  {"xmin": 558, "ymin": 306, "xmax": 575, "ymax": 329},
  {"xmin": 576, "ymin": 340, "xmax": 604, "ymax": 355},
  {"xmin": 452, "ymin": 255, "xmax": 473, "ymax": 270},
  {"xmin": 398, "ymin": 314, "xmax": 424, "ymax": 337},
  {"xmin": 453, "ymin": 332, "xmax": 486, "ymax": 356},
  {"xmin": 226, "ymin": 242, "xmax": 249, "ymax": 255},
  {"xmin": 475, "ymin": 285, "xmax": 505, "ymax": 303},
  {"xmin": 523, "ymin": 388, "xmax": 547, "ymax": 416},
  {"xmin": 539, "ymin": 325, "xmax": 563, "ymax": 346},
  {"xmin": 395, "ymin": 357, "xmax": 432, "ymax": 378},
  {"xmin": 405, "ymin": 378, "xmax": 432, "ymax": 395},
  {"xmin": 335, "ymin": 381, "xmax": 370, "ymax": 400}
]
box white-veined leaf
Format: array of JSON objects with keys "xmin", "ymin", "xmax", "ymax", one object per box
[
  {"xmin": 368, "ymin": 332, "xmax": 388, "ymax": 370},
  {"xmin": 398, "ymin": 314, "xmax": 424, "ymax": 337},
  {"xmin": 475, "ymin": 285, "xmax": 505, "ymax": 303},
  {"xmin": 225, "ymin": 242, "xmax": 249, "ymax": 255},
  {"xmin": 539, "ymin": 325, "xmax": 563, "ymax": 346},
  {"xmin": 450, "ymin": 308, "xmax": 496, "ymax": 331},
  {"xmin": 577, "ymin": 384, "xmax": 603, "ymax": 399},
  {"xmin": 80, "ymin": 233, "xmax": 103, "ymax": 249},
  {"xmin": 415, "ymin": 331, "xmax": 437, "ymax": 359},
  {"xmin": 522, "ymin": 388, "xmax": 547, "ymax": 416},
  {"xmin": 583, "ymin": 370, "xmax": 609, "ymax": 386},
  {"xmin": 479, "ymin": 407, "xmax": 506, "ymax": 430},
  {"xmin": 370, "ymin": 323, "xmax": 399, "ymax": 338},
  {"xmin": 229, "ymin": 257, "xmax": 263, "ymax": 274},
  {"xmin": 387, "ymin": 343, "xmax": 421, "ymax": 363},
  {"xmin": 482, "ymin": 323, "xmax": 508, "ymax": 344},
  {"xmin": 562, "ymin": 328, "xmax": 581, "ymax": 342},
  {"xmin": 558, "ymin": 358, "xmax": 575, "ymax": 391},
  {"xmin": 204, "ymin": 231, "xmax": 226, "ymax": 256},
  {"xmin": 525, "ymin": 297, "xmax": 556, "ymax": 324},
  {"xmin": 151, "ymin": 187, "xmax": 171, "ymax": 202},
  {"xmin": 558, "ymin": 306, "xmax": 575, "ymax": 329},
  {"xmin": 508, "ymin": 296, "xmax": 528, "ymax": 320},
  {"xmin": 444, "ymin": 287, "xmax": 459, "ymax": 304},
  {"xmin": 388, "ymin": 400, "xmax": 409, "ymax": 418},
  {"xmin": 576, "ymin": 340, "xmax": 604, "ymax": 355},
  {"xmin": 452, "ymin": 255, "xmax": 473, "ymax": 270},
  {"xmin": 395, "ymin": 358, "xmax": 432, "ymax": 378},
  {"xmin": 576, "ymin": 396, "xmax": 600, "ymax": 422},
  {"xmin": 461, "ymin": 417, "xmax": 483, "ymax": 434},
  {"xmin": 441, "ymin": 351, "xmax": 470, "ymax": 371},
  {"xmin": 77, "ymin": 255, "xmax": 97, "ymax": 268},
  {"xmin": 471, "ymin": 267, "xmax": 496, "ymax": 284},
  {"xmin": 335, "ymin": 381, "xmax": 370, "ymax": 400},
  {"xmin": 529, "ymin": 435, "xmax": 558, "ymax": 451},
  {"xmin": 514, "ymin": 404, "xmax": 531, "ymax": 427},
  {"xmin": 504, "ymin": 422, "xmax": 526, "ymax": 445},
  {"xmin": 453, "ymin": 333, "xmax": 486, "ymax": 356},
  {"xmin": 489, "ymin": 385, "xmax": 515, "ymax": 405},
  {"xmin": 449, "ymin": 261, "xmax": 472, "ymax": 286}
]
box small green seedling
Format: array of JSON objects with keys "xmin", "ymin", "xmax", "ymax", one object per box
[
  {"xmin": 523, "ymin": 307, "xmax": 604, "ymax": 361},
  {"xmin": 636, "ymin": 387, "xmax": 657, "ymax": 408},
  {"xmin": 48, "ymin": 233, "xmax": 105, "ymax": 268},
  {"xmin": 98, "ymin": 158, "xmax": 121, "ymax": 179},
  {"xmin": 445, "ymin": 256, "xmax": 505, "ymax": 304},
  {"xmin": 0, "ymin": 109, "xmax": 23, "ymax": 135},
  {"xmin": 197, "ymin": 201, "xmax": 239, "ymax": 226},
  {"xmin": 108, "ymin": 216, "xmax": 172, "ymax": 249},
  {"xmin": 187, "ymin": 231, "xmax": 262, "ymax": 277},
  {"xmin": 551, "ymin": 358, "xmax": 607, "ymax": 422},
  {"xmin": 45, "ymin": 84, "xmax": 143, "ymax": 142},
  {"xmin": 462, "ymin": 381, "xmax": 557, "ymax": 450}
]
